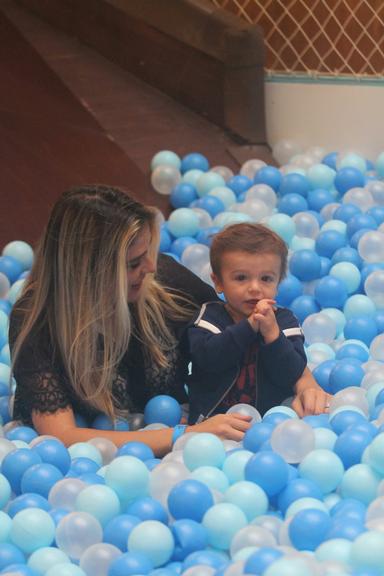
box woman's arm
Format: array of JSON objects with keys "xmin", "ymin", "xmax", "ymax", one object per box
[
  {"xmin": 291, "ymin": 367, "xmax": 332, "ymax": 417},
  {"xmin": 32, "ymin": 407, "xmax": 252, "ymax": 457}
]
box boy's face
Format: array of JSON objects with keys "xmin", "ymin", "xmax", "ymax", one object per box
[{"xmin": 211, "ymin": 250, "xmax": 281, "ymax": 323}]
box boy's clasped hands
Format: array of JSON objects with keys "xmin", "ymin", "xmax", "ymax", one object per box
[{"xmin": 248, "ymin": 298, "xmax": 280, "ymax": 344}]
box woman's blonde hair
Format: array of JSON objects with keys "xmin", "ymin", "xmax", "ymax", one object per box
[{"xmin": 12, "ymin": 185, "xmax": 192, "ymax": 419}]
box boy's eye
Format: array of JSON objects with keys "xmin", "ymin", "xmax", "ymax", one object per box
[
  {"xmin": 234, "ymin": 274, "xmax": 247, "ymax": 282},
  {"xmin": 262, "ymin": 275, "xmax": 275, "ymax": 283}
]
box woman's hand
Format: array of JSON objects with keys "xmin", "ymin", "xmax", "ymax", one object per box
[{"xmin": 191, "ymin": 413, "xmax": 252, "ymax": 442}]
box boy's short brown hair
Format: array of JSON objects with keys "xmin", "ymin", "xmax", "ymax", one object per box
[{"xmin": 210, "ymin": 222, "xmax": 288, "ymax": 280}]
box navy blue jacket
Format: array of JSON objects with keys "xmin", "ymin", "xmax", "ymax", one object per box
[{"xmin": 186, "ymin": 301, "xmax": 307, "ymax": 424}]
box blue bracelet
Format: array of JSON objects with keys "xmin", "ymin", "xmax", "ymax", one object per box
[{"xmin": 172, "ymin": 424, "xmax": 187, "ymax": 445}]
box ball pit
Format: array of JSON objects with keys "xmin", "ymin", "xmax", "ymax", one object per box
[{"xmin": 0, "ymin": 147, "xmax": 384, "ymax": 574}]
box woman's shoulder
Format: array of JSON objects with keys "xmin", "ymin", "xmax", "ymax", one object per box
[{"xmin": 156, "ymin": 253, "xmax": 218, "ymax": 306}]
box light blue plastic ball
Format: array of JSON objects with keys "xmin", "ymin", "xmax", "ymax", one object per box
[
  {"xmin": 181, "ymin": 169, "xmax": 204, "ymax": 187},
  {"xmin": 27, "ymin": 547, "xmax": 70, "ymax": 575},
  {"xmin": 307, "ymin": 163, "xmax": 337, "ymax": 190},
  {"xmin": 75, "ymin": 484, "xmax": 120, "ymax": 526},
  {"xmin": 45, "ymin": 564, "xmax": 87, "ymax": 576},
  {"xmin": 266, "ymin": 213, "xmax": 296, "ymax": 245},
  {"xmin": 128, "ymin": 520, "xmax": 174, "ymax": 567},
  {"xmin": 167, "ymin": 208, "xmax": 200, "ymax": 238},
  {"xmin": 2, "ymin": 241, "xmax": 34, "ymax": 271},
  {"xmin": 105, "ymin": 456, "xmax": 149, "ymax": 503},
  {"xmin": 299, "ymin": 449, "xmax": 344, "ymax": 494},
  {"xmin": 344, "ymin": 294, "xmax": 377, "ymax": 319},
  {"xmin": 183, "ymin": 433, "xmax": 226, "ymax": 471},
  {"xmin": 209, "ymin": 186, "xmax": 237, "ymax": 209},
  {"xmin": 202, "ymin": 502, "xmax": 247, "ymax": 550},
  {"xmin": 339, "ymin": 464, "xmax": 381, "ymax": 505},
  {"xmin": 221, "ymin": 449, "xmax": 253, "ymax": 485},
  {"xmin": 225, "ymin": 481, "xmax": 268, "ymax": 521},
  {"xmin": 68, "ymin": 443, "xmax": 102, "ymax": 465},
  {"xmin": 195, "ymin": 172, "xmax": 226, "ymax": 198},
  {"xmin": 10, "ymin": 508, "xmax": 55, "ymax": 553},
  {"xmin": 151, "ymin": 151, "xmax": 181, "ymax": 171},
  {"xmin": 190, "ymin": 466, "xmax": 229, "ymax": 493},
  {"xmin": 330, "ymin": 261, "xmax": 361, "ymax": 294},
  {"xmin": 338, "ymin": 152, "xmax": 367, "ymax": 173},
  {"xmin": 350, "ymin": 529, "xmax": 384, "ymax": 572}
]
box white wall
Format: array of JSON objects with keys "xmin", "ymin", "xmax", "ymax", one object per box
[{"xmin": 265, "ymin": 80, "xmax": 384, "ymax": 162}]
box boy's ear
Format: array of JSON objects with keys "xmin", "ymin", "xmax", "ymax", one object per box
[{"xmin": 211, "ymin": 272, "xmax": 224, "ymax": 294}]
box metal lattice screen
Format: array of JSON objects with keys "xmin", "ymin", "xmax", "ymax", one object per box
[{"xmin": 211, "ymin": 0, "xmax": 384, "ymax": 78}]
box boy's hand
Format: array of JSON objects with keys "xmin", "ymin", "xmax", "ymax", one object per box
[{"xmin": 251, "ymin": 299, "xmax": 279, "ymax": 343}]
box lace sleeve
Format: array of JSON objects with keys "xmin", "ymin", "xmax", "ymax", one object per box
[{"xmin": 13, "ymin": 370, "xmax": 74, "ymax": 425}]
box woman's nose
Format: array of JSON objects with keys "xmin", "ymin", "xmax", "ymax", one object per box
[{"xmin": 144, "ymin": 255, "xmax": 156, "ymax": 274}]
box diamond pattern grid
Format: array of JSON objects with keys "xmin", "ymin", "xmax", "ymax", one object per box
[{"xmin": 211, "ymin": 0, "xmax": 384, "ymax": 78}]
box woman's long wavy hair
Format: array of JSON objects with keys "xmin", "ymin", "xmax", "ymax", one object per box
[{"xmin": 11, "ymin": 185, "xmax": 192, "ymax": 419}]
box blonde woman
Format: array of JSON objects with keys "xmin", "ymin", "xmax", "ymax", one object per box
[{"xmin": 10, "ymin": 185, "xmax": 252, "ymax": 455}]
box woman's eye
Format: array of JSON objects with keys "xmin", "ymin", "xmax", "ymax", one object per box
[{"xmin": 128, "ymin": 260, "xmax": 140, "ymax": 270}]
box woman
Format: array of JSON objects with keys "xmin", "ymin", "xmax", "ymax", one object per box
[{"xmin": 10, "ymin": 185, "xmax": 252, "ymax": 455}]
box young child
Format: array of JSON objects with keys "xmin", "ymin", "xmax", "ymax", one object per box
[{"xmin": 186, "ymin": 222, "xmax": 328, "ymax": 424}]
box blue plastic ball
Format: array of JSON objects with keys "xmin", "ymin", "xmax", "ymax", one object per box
[
  {"xmin": 159, "ymin": 227, "xmax": 172, "ymax": 252},
  {"xmin": 242, "ymin": 422, "xmax": 274, "ymax": 453},
  {"xmin": 20, "ymin": 463, "xmax": 63, "ymax": 498},
  {"xmin": 289, "ymin": 508, "xmax": 332, "ymax": 551},
  {"xmin": 182, "ymin": 550, "xmax": 228, "ymax": 572},
  {"xmin": 344, "ymin": 315, "xmax": 378, "ymax": 346},
  {"xmin": 117, "ymin": 442, "xmax": 154, "ymax": 462},
  {"xmin": 254, "ymin": 166, "xmax": 282, "ymax": 191},
  {"xmin": 330, "ymin": 409, "xmax": 367, "ymax": 435},
  {"xmin": 289, "ymin": 249, "xmax": 321, "ymax": 281},
  {"xmin": 314, "ymin": 275, "xmax": 348, "ymax": 308},
  {"xmin": 103, "ymin": 514, "xmax": 141, "ymax": 551},
  {"xmin": 0, "ymin": 255, "xmax": 23, "ymax": 283},
  {"xmin": 170, "ymin": 237, "xmax": 197, "ymax": 259},
  {"xmin": 279, "ymin": 173, "xmax": 310, "ymax": 197},
  {"xmin": 332, "ymin": 246, "xmax": 362, "ymax": 268},
  {"xmin": 126, "ymin": 497, "xmax": 168, "ymax": 524},
  {"xmin": 171, "ymin": 519, "xmax": 208, "ymax": 562},
  {"xmin": 108, "ymin": 550, "xmax": 154, "ymax": 576},
  {"xmin": 193, "ymin": 195, "xmax": 225, "ymax": 218},
  {"xmin": 69, "ymin": 457, "xmax": 100, "ymax": 476},
  {"xmin": 347, "ymin": 213, "xmax": 377, "ymax": 239},
  {"xmin": 334, "ymin": 428, "xmax": 372, "ymax": 468},
  {"xmin": 276, "ymin": 274, "xmax": 303, "ymax": 306},
  {"xmin": 0, "ymin": 543, "xmax": 25, "ymax": 572},
  {"xmin": 278, "ymin": 193, "xmax": 308, "ymax": 216},
  {"xmin": 7, "ymin": 493, "xmax": 50, "ymax": 517},
  {"xmin": 315, "ymin": 230, "xmax": 346, "ymax": 258},
  {"xmin": 195, "ymin": 226, "xmax": 219, "ymax": 247},
  {"xmin": 322, "ymin": 151, "xmax": 338, "ymax": 170},
  {"xmin": 335, "ymin": 167, "xmax": 365, "ymax": 195},
  {"xmin": 307, "ymin": 188, "xmax": 335, "ymax": 212},
  {"xmin": 32, "ymin": 438, "xmax": 71, "ymax": 475},
  {"xmin": 244, "ymin": 547, "xmax": 284, "ymax": 575},
  {"xmin": 180, "ymin": 153, "xmax": 209, "ymax": 173},
  {"xmin": 6, "ymin": 425, "xmax": 37, "ymax": 443},
  {"xmin": 327, "ymin": 517, "xmax": 366, "ymax": 541},
  {"xmin": 312, "ymin": 360, "xmax": 337, "ymax": 392},
  {"xmin": 1, "ymin": 449, "xmax": 42, "ymax": 495},
  {"xmin": 336, "ymin": 341, "xmax": 369, "ymax": 362},
  {"xmin": 290, "ymin": 295, "xmax": 320, "ymax": 323},
  {"xmin": 244, "ymin": 451, "xmax": 289, "ymax": 496},
  {"xmin": 226, "ymin": 175, "xmax": 253, "ymax": 196},
  {"xmin": 167, "ymin": 478, "xmax": 214, "ymax": 522},
  {"xmin": 144, "ymin": 395, "xmax": 181, "ymax": 427},
  {"xmin": 333, "ymin": 203, "xmax": 362, "ymax": 223},
  {"xmin": 329, "ymin": 360, "xmax": 365, "ymax": 393},
  {"xmin": 170, "ymin": 183, "xmax": 198, "ymax": 209},
  {"xmin": 277, "ymin": 478, "xmax": 323, "ymax": 514},
  {"xmin": 367, "ymin": 205, "xmax": 384, "ymax": 225}
]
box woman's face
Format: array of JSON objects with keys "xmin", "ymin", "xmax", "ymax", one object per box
[{"xmin": 126, "ymin": 224, "xmax": 156, "ymax": 302}]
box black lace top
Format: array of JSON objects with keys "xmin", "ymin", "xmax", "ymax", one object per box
[{"xmin": 9, "ymin": 254, "xmax": 217, "ymax": 426}]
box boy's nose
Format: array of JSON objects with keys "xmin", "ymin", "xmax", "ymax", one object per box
[{"xmin": 249, "ymin": 279, "xmax": 262, "ymax": 293}]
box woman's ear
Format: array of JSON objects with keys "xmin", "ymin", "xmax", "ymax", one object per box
[{"xmin": 211, "ymin": 272, "xmax": 223, "ymax": 295}]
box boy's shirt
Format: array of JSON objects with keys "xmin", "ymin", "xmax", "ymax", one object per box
[{"xmin": 186, "ymin": 300, "xmax": 307, "ymax": 424}]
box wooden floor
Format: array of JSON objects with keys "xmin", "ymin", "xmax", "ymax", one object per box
[{"xmin": 0, "ymin": 0, "xmax": 274, "ymax": 248}]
